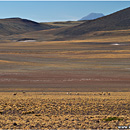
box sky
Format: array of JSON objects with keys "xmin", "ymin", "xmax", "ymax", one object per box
[{"xmin": 0, "ymin": 1, "xmax": 130, "ymax": 22}]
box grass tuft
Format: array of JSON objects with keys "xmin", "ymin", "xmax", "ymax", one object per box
[{"xmin": 103, "ymin": 117, "xmax": 123, "ymax": 121}]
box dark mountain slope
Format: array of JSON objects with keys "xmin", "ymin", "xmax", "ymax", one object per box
[
  {"xmin": 58, "ymin": 7, "xmax": 130, "ymax": 36},
  {"xmin": 0, "ymin": 18, "xmax": 55, "ymax": 36},
  {"xmin": 79, "ymin": 13, "xmax": 104, "ymax": 21}
]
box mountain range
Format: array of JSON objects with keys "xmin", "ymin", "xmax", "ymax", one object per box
[
  {"xmin": 79, "ymin": 13, "xmax": 104, "ymax": 21},
  {"xmin": 0, "ymin": 7, "xmax": 130, "ymax": 41},
  {"xmin": 58, "ymin": 7, "xmax": 130, "ymax": 36}
]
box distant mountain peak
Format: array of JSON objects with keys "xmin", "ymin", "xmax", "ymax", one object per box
[
  {"xmin": 58, "ymin": 7, "xmax": 130, "ymax": 36},
  {"xmin": 79, "ymin": 13, "xmax": 104, "ymax": 21}
]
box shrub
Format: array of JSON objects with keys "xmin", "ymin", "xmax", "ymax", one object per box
[{"xmin": 103, "ymin": 117, "xmax": 123, "ymax": 121}]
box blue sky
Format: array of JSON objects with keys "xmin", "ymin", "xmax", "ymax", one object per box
[{"xmin": 0, "ymin": 1, "xmax": 130, "ymax": 22}]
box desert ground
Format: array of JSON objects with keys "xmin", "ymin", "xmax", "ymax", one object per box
[
  {"xmin": 0, "ymin": 39, "xmax": 130, "ymax": 92},
  {"xmin": 0, "ymin": 92, "xmax": 130, "ymax": 129},
  {"xmin": 0, "ymin": 37, "xmax": 130, "ymax": 129}
]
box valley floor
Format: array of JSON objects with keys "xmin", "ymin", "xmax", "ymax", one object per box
[
  {"xmin": 0, "ymin": 39, "xmax": 130, "ymax": 129},
  {"xmin": 0, "ymin": 40, "xmax": 130, "ymax": 91}
]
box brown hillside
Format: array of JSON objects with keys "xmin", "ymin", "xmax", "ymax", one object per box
[
  {"xmin": 0, "ymin": 18, "xmax": 56, "ymax": 36},
  {"xmin": 58, "ymin": 7, "xmax": 130, "ymax": 36}
]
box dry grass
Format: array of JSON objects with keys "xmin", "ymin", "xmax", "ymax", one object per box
[
  {"xmin": 0, "ymin": 40, "xmax": 130, "ymax": 70},
  {"xmin": 44, "ymin": 21, "xmax": 84, "ymax": 27},
  {"xmin": 0, "ymin": 92, "xmax": 130, "ymax": 129}
]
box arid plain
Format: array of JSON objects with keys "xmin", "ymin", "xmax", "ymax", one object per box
[
  {"xmin": 0, "ymin": 92, "xmax": 130, "ymax": 129},
  {"xmin": 0, "ymin": 38, "xmax": 130, "ymax": 92},
  {"xmin": 0, "ymin": 37, "xmax": 130, "ymax": 130},
  {"xmin": 0, "ymin": 36, "xmax": 130, "ymax": 129}
]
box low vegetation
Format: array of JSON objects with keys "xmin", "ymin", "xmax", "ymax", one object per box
[
  {"xmin": 103, "ymin": 117, "xmax": 123, "ymax": 121},
  {"xmin": 0, "ymin": 92, "xmax": 130, "ymax": 129}
]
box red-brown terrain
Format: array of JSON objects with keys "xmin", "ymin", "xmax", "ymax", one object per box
[{"xmin": 0, "ymin": 40, "xmax": 130, "ymax": 92}]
